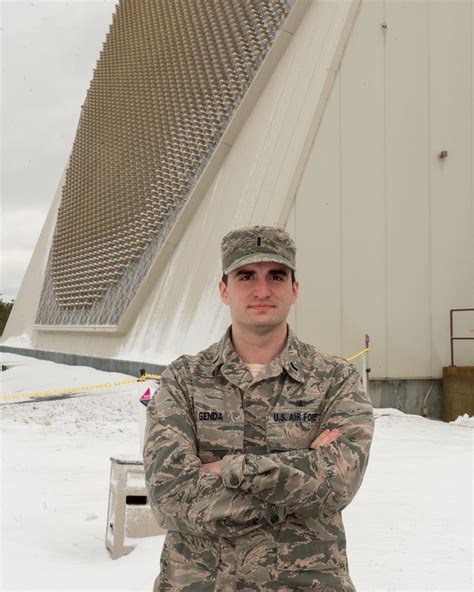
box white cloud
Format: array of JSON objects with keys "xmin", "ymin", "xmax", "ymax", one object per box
[{"xmin": 2, "ymin": 0, "xmax": 117, "ymax": 298}]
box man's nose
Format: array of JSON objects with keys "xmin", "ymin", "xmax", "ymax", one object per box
[{"xmin": 253, "ymin": 278, "xmax": 271, "ymax": 298}]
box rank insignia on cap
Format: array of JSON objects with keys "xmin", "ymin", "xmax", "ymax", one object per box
[{"xmin": 221, "ymin": 225, "xmax": 296, "ymax": 274}]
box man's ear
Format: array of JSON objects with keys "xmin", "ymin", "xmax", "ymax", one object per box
[
  {"xmin": 291, "ymin": 280, "xmax": 300, "ymax": 304},
  {"xmin": 219, "ymin": 280, "xmax": 229, "ymax": 305}
]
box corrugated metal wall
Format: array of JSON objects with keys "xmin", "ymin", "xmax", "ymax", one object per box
[{"xmin": 289, "ymin": 0, "xmax": 473, "ymax": 377}]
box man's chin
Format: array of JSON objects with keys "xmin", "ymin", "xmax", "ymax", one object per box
[{"xmin": 243, "ymin": 318, "xmax": 285, "ymax": 335}]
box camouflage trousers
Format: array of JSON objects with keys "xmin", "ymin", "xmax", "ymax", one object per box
[{"xmin": 154, "ymin": 531, "xmax": 356, "ymax": 591}]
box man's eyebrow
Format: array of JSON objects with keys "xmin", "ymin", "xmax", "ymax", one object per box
[
  {"xmin": 235, "ymin": 269, "xmax": 255, "ymax": 276},
  {"xmin": 269, "ymin": 269, "xmax": 288, "ymax": 276}
]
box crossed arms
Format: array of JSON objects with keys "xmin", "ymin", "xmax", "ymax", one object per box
[
  {"xmin": 201, "ymin": 427, "xmax": 341, "ymax": 475},
  {"xmin": 144, "ymin": 364, "xmax": 374, "ymax": 538}
]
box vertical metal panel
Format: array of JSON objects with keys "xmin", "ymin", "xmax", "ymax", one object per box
[
  {"xmin": 292, "ymin": 74, "xmax": 342, "ymax": 356},
  {"xmin": 385, "ymin": 0, "xmax": 431, "ymax": 377},
  {"xmin": 285, "ymin": 202, "xmax": 297, "ymax": 330},
  {"xmin": 250, "ymin": 0, "xmax": 340, "ymax": 222},
  {"xmin": 339, "ymin": 0, "xmax": 387, "ymax": 375},
  {"xmin": 429, "ymin": 0, "xmax": 474, "ymax": 370}
]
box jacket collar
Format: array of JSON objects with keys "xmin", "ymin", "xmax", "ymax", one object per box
[{"xmin": 211, "ymin": 326, "xmax": 305, "ymax": 384}]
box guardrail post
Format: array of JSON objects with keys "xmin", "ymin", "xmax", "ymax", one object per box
[{"xmin": 364, "ymin": 334, "xmax": 370, "ymax": 393}]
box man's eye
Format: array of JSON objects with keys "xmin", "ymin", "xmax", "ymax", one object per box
[{"xmin": 271, "ymin": 274, "xmax": 284, "ymax": 281}]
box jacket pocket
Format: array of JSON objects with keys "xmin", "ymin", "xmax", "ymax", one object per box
[
  {"xmin": 196, "ymin": 420, "xmax": 244, "ymax": 462},
  {"xmin": 266, "ymin": 406, "xmax": 320, "ymax": 451}
]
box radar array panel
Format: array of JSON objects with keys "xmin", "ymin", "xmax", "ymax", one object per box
[{"xmin": 36, "ymin": 0, "xmax": 295, "ymax": 327}]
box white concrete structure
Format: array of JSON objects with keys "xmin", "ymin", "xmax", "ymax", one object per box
[{"xmin": 4, "ymin": 0, "xmax": 473, "ymax": 379}]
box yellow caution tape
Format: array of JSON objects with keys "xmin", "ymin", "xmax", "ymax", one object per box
[
  {"xmin": 138, "ymin": 373, "xmax": 161, "ymax": 381},
  {"xmin": 0, "ymin": 350, "xmax": 371, "ymax": 399},
  {"xmin": 0, "ymin": 378, "xmax": 137, "ymax": 401},
  {"xmin": 1, "ymin": 373, "xmax": 161, "ymax": 401},
  {"xmin": 347, "ymin": 347, "xmax": 369, "ymax": 361}
]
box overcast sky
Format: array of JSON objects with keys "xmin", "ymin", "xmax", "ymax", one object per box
[{"xmin": 1, "ymin": 0, "xmax": 117, "ymax": 300}]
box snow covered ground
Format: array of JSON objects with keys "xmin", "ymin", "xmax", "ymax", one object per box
[{"xmin": 1, "ymin": 352, "xmax": 472, "ymax": 592}]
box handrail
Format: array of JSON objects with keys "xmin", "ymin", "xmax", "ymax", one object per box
[{"xmin": 450, "ymin": 308, "xmax": 474, "ymax": 366}]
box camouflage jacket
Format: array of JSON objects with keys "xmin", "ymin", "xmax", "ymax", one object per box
[{"xmin": 144, "ymin": 327, "xmax": 374, "ymax": 591}]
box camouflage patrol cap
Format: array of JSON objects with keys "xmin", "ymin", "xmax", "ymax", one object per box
[{"xmin": 221, "ymin": 226, "xmax": 296, "ymax": 274}]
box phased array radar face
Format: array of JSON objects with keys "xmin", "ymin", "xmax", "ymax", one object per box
[{"xmin": 36, "ymin": 0, "xmax": 298, "ymax": 328}]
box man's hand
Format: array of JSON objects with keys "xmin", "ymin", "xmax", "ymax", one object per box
[
  {"xmin": 201, "ymin": 460, "xmax": 222, "ymax": 477},
  {"xmin": 309, "ymin": 428, "xmax": 341, "ymax": 449}
]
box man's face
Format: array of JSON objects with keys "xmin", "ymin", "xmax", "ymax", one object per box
[{"xmin": 219, "ymin": 261, "xmax": 299, "ymax": 335}]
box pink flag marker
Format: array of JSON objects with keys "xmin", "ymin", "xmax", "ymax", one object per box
[{"xmin": 139, "ymin": 387, "xmax": 151, "ymax": 406}]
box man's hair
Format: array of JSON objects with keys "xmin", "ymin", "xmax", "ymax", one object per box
[{"xmin": 221, "ymin": 269, "xmax": 296, "ymax": 286}]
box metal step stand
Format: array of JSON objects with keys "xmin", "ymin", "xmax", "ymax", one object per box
[{"xmin": 105, "ymin": 456, "xmax": 165, "ymax": 559}]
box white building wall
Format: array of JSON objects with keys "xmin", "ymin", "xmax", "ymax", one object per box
[
  {"xmin": 291, "ymin": 0, "xmax": 473, "ymax": 378},
  {"xmin": 384, "ymin": 0, "xmax": 431, "ymax": 379},
  {"xmin": 429, "ymin": 0, "xmax": 474, "ymax": 374}
]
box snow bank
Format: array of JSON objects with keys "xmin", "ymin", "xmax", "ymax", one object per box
[
  {"xmin": 450, "ymin": 413, "xmax": 474, "ymax": 428},
  {"xmin": 1, "ymin": 353, "xmax": 472, "ymax": 591},
  {"xmin": 1, "ymin": 331, "xmax": 33, "ymax": 347},
  {"xmin": 0, "ymin": 352, "xmax": 135, "ymax": 405}
]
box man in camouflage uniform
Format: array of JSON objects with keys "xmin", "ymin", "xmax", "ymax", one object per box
[{"xmin": 144, "ymin": 226, "xmax": 374, "ymax": 591}]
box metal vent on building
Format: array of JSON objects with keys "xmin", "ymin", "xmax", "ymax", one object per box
[{"xmin": 36, "ymin": 0, "xmax": 295, "ymax": 326}]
